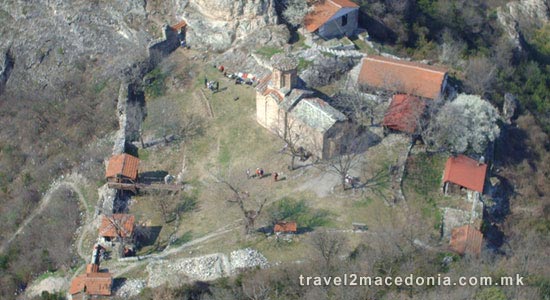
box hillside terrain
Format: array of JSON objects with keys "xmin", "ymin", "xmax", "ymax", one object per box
[{"xmin": 0, "ymin": 0, "xmax": 549, "ymax": 300}]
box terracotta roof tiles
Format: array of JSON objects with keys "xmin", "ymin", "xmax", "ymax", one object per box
[
  {"xmin": 105, "ymin": 153, "xmax": 139, "ymax": 181},
  {"xmin": 382, "ymin": 94, "xmax": 425, "ymax": 134},
  {"xmin": 443, "ymin": 155, "xmax": 487, "ymax": 193},
  {"xmin": 304, "ymin": 0, "xmax": 359, "ymax": 32},
  {"xmin": 99, "ymin": 214, "xmax": 135, "ymax": 238},
  {"xmin": 171, "ymin": 20, "xmax": 187, "ymax": 31},
  {"xmin": 274, "ymin": 221, "xmax": 297, "ymax": 233},
  {"xmin": 449, "ymin": 225, "xmax": 483, "ymax": 256},
  {"xmin": 358, "ymin": 56, "xmax": 448, "ymax": 99},
  {"xmin": 69, "ymin": 272, "xmax": 112, "ymax": 296}
]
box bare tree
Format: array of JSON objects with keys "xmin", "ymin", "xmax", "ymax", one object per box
[
  {"xmin": 275, "ymin": 118, "xmax": 310, "ymax": 171},
  {"xmin": 211, "ymin": 170, "xmax": 268, "ymax": 235},
  {"xmin": 333, "ymin": 88, "xmax": 381, "ymax": 126},
  {"xmin": 102, "ymin": 213, "xmax": 135, "ymax": 257},
  {"xmin": 310, "ymin": 230, "xmax": 348, "ymax": 272},
  {"xmin": 144, "ymin": 97, "xmax": 204, "ymax": 143},
  {"xmin": 317, "ymin": 139, "xmax": 366, "ymax": 190},
  {"xmin": 463, "ymin": 56, "xmax": 497, "ymax": 97},
  {"xmin": 239, "ymin": 198, "xmax": 268, "ymax": 235}
]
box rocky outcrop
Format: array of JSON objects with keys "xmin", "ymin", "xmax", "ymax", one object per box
[
  {"xmin": 497, "ymin": 0, "xmax": 550, "ymax": 46},
  {"xmin": 146, "ymin": 248, "xmax": 269, "ymax": 287},
  {"xmin": 176, "ymin": 0, "xmax": 278, "ymax": 51},
  {"xmin": 0, "ymin": 0, "xmax": 153, "ymax": 97}
]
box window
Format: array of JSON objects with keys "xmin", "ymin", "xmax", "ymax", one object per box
[{"xmin": 341, "ymin": 14, "xmax": 348, "ymax": 26}]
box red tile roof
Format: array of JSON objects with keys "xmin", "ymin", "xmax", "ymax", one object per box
[
  {"xmin": 443, "ymin": 155, "xmax": 487, "ymax": 193},
  {"xmin": 105, "ymin": 154, "xmax": 139, "ymax": 181},
  {"xmin": 274, "ymin": 221, "xmax": 297, "ymax": 233},
  {"xmin": 264, "ymin": 88, "xmax": 284, "ymax": 102},
  {"xmin": 171, "ymin": 20, "xmax": 187, "ymax": 31},
  {"xmin": 449, "ymin": 225, "xmax": 483, "ymax": 256},
  {"xmin": 357, "ymin": 56, "xmax": 448, "ymax": 99},
  {"xmin": 304, "ymin": 0, "xmax": 359, "ymax": 32},
  {"xmin": 382, "ymin": 94, "xmax": 425, "ymax": 134},
  {"xmin": 99, "ymin": 214, "xmax": 135, "ymax": 238},
  {"xmin": 69, "ymin": 272, "xmax": 112, "ymax": 296}
]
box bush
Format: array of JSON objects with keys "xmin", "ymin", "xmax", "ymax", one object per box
[{"xmin": 267, "ymin": 198, "xmax": 330, "ymax": 230}]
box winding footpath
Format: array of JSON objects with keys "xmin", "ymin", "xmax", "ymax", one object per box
[{"xmin": 0, "ymin": 173, "xmax": 92, "ymax": 256}]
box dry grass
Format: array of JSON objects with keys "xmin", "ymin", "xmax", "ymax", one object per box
[{"xmin": 126, "ymin": 50, "xmax": 439, "ymax": 265}]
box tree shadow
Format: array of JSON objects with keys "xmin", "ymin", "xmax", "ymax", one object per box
[
  {"xmin": 358, "ymin": 11, "xmax": 397, "ymax": 44},
  {"xmin": 111, "ymin": 278, "xmax": 127, "ymax": 294},
  {"xmin": 496, "ymin": 124, "xmax": 538, "ymax": 167},
  {"xmin": 136, "ymin": 226, "xmax": 163, "ymax": 248}
]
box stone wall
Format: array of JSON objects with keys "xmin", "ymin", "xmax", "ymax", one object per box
[{"xmin": 256, "ymin": 92, "xmax": 281, "ymax": 132}]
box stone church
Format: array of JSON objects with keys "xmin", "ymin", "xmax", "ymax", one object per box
[{"xmin": 255, "ymin": 54, "xmax": 352, "ymax": 159}]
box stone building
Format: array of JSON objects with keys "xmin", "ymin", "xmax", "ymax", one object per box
[
  {"xmin": 304, "ymin": 0, "xmax": 360, "ymax": 39},
  {"xmin": 256, "ymin": 54, "xmax": 351, "ymax": 159}
]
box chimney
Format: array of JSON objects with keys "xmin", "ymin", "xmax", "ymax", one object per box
[{"xmin": 478, "ymin": 156, "xmax": 485, "ymax": 166}]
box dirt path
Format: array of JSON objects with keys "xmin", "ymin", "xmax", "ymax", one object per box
[
  {"xmin": 0, "ymin": 174, "xmax": 91, "ymax": 255},
  {"xmin": 112, "ymin": 224, "xmax": 237, "ymax": 277}
]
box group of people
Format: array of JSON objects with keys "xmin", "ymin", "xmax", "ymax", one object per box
[{"xmin": 246, "ymin": 168, "xmax": 279, "ymax": 182}]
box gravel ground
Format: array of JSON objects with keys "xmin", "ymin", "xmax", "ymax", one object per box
[{"xmin": 146, "ymin": 248, "xmax": 269, "ymax": 288}]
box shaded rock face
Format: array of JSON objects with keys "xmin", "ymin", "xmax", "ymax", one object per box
[
  {"xmin": 175, "ymin": 0, "xmax": 278, "ymax": 51},
  {"xmin": 497, "ymin": 0, "xmax": 550, "ymax": 47},
  {"xmin": 0, "ymin": 0, "xmax": 154, "ymax": 97}
]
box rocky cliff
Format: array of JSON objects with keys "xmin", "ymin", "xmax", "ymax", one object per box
[
  {"xmin": 0, "ymin": 0, "xmax": 155, "ymax": 97},
  {"xmin": 174, "ymin": 0, "xmax": 279, "ymax": 51},
  {"xmin": 497, "ymin": 0, "xmax": 550, "ymax": 47}
]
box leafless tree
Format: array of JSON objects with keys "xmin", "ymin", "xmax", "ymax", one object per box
[
  {"xmin": 238, "ymin": 198, "xmax": 268, "ymax": 235},
  {"xmin": 241, "ymin": 271, "xmax": 272, "ymax": 300},
  {"xmin": 310, "ymin": 230, "xmax": 348, "ymax": 272},
  {"xmin": 144, "ymin": 97, "xmax": 204, "ymax": 143},
  {"xmin": 463, "ymin": 56, "xmax": 497, "ymax": 97},
  {"xmin": 211, "ymin": 170, "xmax": 267, "ymax": 235},
  {"xmin": 317, "ymin": 139, "xmax": 366, "ymax": 190},
  {"xmin": 333, "ymin": 88, "xmax": 381, "ymax": 126},
  {"xmin": 102, "ymin": 213, "xmax": 135, "ymax": 257},
  {"xmin": 275, "ymin": 118, "xmax": 311, "ymax": 171}
]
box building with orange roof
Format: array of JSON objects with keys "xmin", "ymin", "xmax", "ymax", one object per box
[
  {"xmin": 382, "ymin": 94, "xmax": 426, "ymax": 134},
  {"xmin": 171, "ymin": 20, "xmax": 187, "ymax": 33},
  {"xmin": 357, "ymin": 56, "xmax": 448, "ymax": 100},
  {"xmin": 99, "ymin": 214, "xmax": 135, "ymax": 241},
  {"xmin": 70, "ymin": 245, "xmax": 113, "ymax": 299},
  {"xmin": 443, "ymin": 155, "xmax": 487, "ymax": 194},
  {"xmin": 274, "ymin": 221, "xmax": 298, "ymax": 234},
  {"xmin": 255, "ymin": 54, "xmax": 352, "ymax": 159},
  {"xmin": 69, "ymin": 272, "xmax": 112, "ymax": 299},
  {"xmin": 105, "ymin": 153, "xmax": 140, "ymax": 183},
  {"xmin": 449, "ymin": 225, "xmax": 483, "ymax": 257},
  {"xmin": 304, "ymin": 0, "xmax": 359, "ymax": 39}
]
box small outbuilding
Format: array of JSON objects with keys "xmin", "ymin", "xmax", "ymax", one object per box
[
  {"xmin": 382, "ymin": 94, "xmax": 425, "ymax": 135},
  {"xmin": 304, "ymin": 0, "xmax": 359, "ymax": 39},
  {"xmin": 70, "ymin": 245, "xmax": 113, "ymax": 299},
  {"xmin": 105, "ymin": 153, "xmax": 140, "ymax": 183},
  {"xmin": 442, "ymin": 155, "xmax": 487, "ymax": 196},
  {"xmin": 274, "ymin": 221, "xmax": 297, "ymax": 234},
  {"xmin": 449, "ymin": 224, "xmax": 483, "ymax": 257},
  {"xmin": 99, "ymin": 214, "xmax": 135, "ymax": 242}
]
